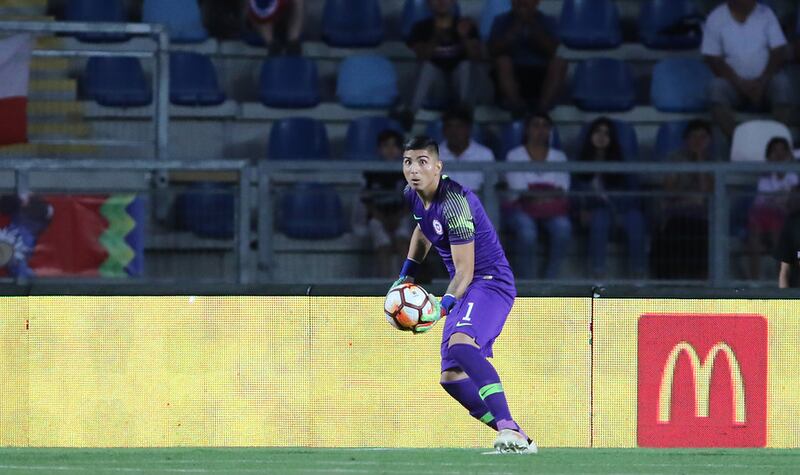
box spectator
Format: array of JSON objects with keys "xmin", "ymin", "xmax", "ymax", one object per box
[
  {"xmin": 573, "ymin": 117, "xmax": 647, "ymax": 279},
  {"xmin": 775, "ymin": 195, "xmax": 800, "ymax": 288},
  {"xmin": 503, "ymin": 112, "xmax": 571, "ymax": 279},
  {"xmin": 437, "ymin": 107, "xmax": 496, "ymax": 191},
  {"xmin": 395, "ymin": 0, "xmax": 481, "ymax": 129},
  {"xmin": 351, "ymin": 130, "xmax": 410, "ymax": 277},
  {"xmin": 702, "ymin": 0, "xmax": 792, "ymax": 138},
  {"xmin": 650, "ymin": 119, "xmax": 714, "ymax": 279},
  {"xmin": 245, "ymin": 0, "xmax": 304, "ymax": 55},
  {"xmin": 746, "ymin": 137, "xmax": 797, "ymax": 280},
  {"xmin": 487, "ymin": 0, "xmax": 567, "ymax": 118}
]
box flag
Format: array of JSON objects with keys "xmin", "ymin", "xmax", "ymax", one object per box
[{"xmin": 0, "ymin": 34, "xmax": 32, "ymax": 146}]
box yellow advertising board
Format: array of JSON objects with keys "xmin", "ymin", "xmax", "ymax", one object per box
[
  {"xmin": 0, "ymin": 296, "xmax": 590, "ymax": 448},
  {"xmin": 593, "ymin": 299, "xmax": 800, "ymax": 448}
]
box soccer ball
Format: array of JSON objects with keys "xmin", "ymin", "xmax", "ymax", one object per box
[{"xmin": 384, "ymin": 282, "xmax": 435, "ymax": 332}]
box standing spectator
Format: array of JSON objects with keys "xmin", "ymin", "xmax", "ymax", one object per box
[
  {"xmin": 651, "ymin": 119, "xmax": 714, "ymax": 279},
  {"xmin": 504, "ymin": 113, "xmax": 571, "ymax": 279},
  {"xmin": 702, "ymin": 0, "xmax": 792, "ymax": 138},
  {"xmin": 245, "ymin": 0, "xmax": 304, "ymax": 55},
  {"xmin": 437, "ymin": 107, "xmax": 496, "ymax": 191},
  {"xmin": 747, "ymin": 137, "xmax": 798, "ymax": 280},
  {"xmin": 487, "ymin": 0, "xmax": 568, "ymax": 117},
  {"xmin": 395, "ymin": 0, "xmax": 482, "ymax": 129},
  {"xmin": 573, "ymin": 117, "xmax": 647, "ymax": 279},
  {"xmin": 352, "ymin": 130, "xmax": 410, "ymax": 277}
]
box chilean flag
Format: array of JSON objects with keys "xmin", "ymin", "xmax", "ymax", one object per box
[{"xmin": 0, "ymin": 34, "xmax": 32, "ymax": 146}]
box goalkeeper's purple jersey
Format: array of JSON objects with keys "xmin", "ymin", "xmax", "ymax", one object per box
[{"xmin": 403, "ymin": 176, "xmax": 515, "ymax": 284}]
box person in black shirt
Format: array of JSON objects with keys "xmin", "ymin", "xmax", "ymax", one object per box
[
  {"xmin": 395, "ymin": 0, "xmax": 481, "ymax": 129},
  {"xmin": 775, "ymin": 204, "xmax": 800, "ymax": 288}
]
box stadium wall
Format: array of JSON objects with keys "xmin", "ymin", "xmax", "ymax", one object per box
[{"xmin": 0, "ymin": 289, "xmax": 798, "ymax": 448}]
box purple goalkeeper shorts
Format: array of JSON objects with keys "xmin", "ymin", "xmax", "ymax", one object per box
[{"xmin": 440, "ymin": 277, "xmax": 516, "ymax": 372}]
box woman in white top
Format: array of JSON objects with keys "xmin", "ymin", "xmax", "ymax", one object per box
[
  {"xmin": 503, "ymin": 112, "xmax": 571, "ymax": 279},
  {"xmin": 747, "ymin": 136, "xmax": 797, "ymax": 280}
]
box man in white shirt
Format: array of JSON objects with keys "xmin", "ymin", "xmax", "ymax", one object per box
[
  {"xmin": 437, "ymin": 107, "xmax": 496, "ymax": 191},
  {"xmin": 701, "ymin": 0, "xmax": 791, "ymax": 138}
]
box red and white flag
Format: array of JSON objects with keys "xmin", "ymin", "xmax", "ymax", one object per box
[{"xmin": 0, "ymin": 34, "xmax": 32, "ymax": 146}]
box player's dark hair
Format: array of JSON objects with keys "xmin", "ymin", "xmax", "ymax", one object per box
[
  {"xmin": 765, "ymin": 136, "xmax": 791, "ymax": 158},
  {"xmin": 377, "ymin": 129, "xmax": 404, "ymax": 148},
  {"xmin": 403, "ymin": 135, "xmax": 439, "ymax": 156},
  {"xmin": 442, "ymin": 106, "xmax": 474, "ymax": 126},
  {"xmin": 684, "ymin": 119, "xmax": 712, "ymax": 138}
]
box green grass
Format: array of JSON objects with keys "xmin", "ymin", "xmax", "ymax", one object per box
[{"xmin": 0, "ymin": 448, "xmax": 799, "ymax": 474}]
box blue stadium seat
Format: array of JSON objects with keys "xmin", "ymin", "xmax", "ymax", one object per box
[
  {"xmin": 344, "ymin": 116, "xmax": 404, "ymax": 160},
  {"xmin": 426, "ymin": 119, "xmax": 485, "ymax": 146},
  {"xmin": 65, "ymin": 0, "xmax": 128, "ymax": 42},
  {"xmin": 572, "ymin": 58, "xmax": 635, "ymax": 111},
  {"xmin": 176, "ymin": 182, "xmax": 234, "ymax": 239},
  {"xmin": 654, "ymin": 121, "xmax": 688, "ymax": 161},
  {"xmin": 279, "ymin": 183, "xmax": 347, "ymax": 239},
  {"xmin": 322, "ymin": 0, "xmax": 383, "ymax": 47},
  {"xmin": 142, "ymin": 0, "xmax": 208, "ymax": 43},
  {"xmin": 336, "ymin": 55, "xmax": 398, "ymax": 108},
  {"xmin": 268, "ymin": 118, "xmax": 330, "ymax": 160},
  {"xmin": 479, "ymin": 0, "xmax": 512, "ymax": 40},
  {"xmin": 83, "ymin": 57, "xmax": 152, "ymax": 107},
  {"xmin": 651, "ymin": 58, "xmax": 713, "ymax": 112},
  {"xmin": 638, "ymin": 0, "xmax": 702, "ymax": 50},
  {"xmin": 576, "ymin": 119, "xmax": 639, "ymax": 161},
  {"xmin": 497, "ymin": 120, "xmax": 561, "ymax": 160},
  {"xmin": 259, "ymin": 56, "xmax": 320, "ymax": 108},
  {"xmin": 169, "ymin": 52, "xmax": 226, "ymax": 106},
  {"xmin": 401, "ymin": 0, "xmax": 459, "ymax": 39},
  {"xmin": 559, "ymin": 0, "xmax": 622, "ymax": 49}
]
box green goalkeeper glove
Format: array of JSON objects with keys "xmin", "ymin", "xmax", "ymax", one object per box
[
  {"xmin": 388, "ymin": 275, "xmax": 414, "ymax": 294},
  {"xmin": 413, "ymin": 294, "xmax": 443, "ymax": 334}
]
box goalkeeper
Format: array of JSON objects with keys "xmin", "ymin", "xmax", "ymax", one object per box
[{"xmin": 390, "ymin": 136, "xmax": 536, "ymax": 454}]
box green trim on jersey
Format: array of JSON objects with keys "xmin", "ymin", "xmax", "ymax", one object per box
[{"xmin": 442, "ymin": 189, "xmax": 475, "ymax": 242}]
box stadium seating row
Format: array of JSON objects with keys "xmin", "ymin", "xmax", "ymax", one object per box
[
  {"xmin": 62, "ymin": 0, "xmax": 721, "ymax": 50},
  {"xmin": 82, "ymin": 53, "xmax": 714, "ymax": 112}
]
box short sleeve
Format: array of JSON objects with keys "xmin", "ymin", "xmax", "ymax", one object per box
[
  {"xmin": 764, "ymin": 8, "xmax": 787, "ymax": 49},
  {"xmin": 442, "ymin": 190, "xmax": 475, "ymax": 244},
  {"xmin": 700, "ymin": 10, "xmax": 723, "ymax": 57}
]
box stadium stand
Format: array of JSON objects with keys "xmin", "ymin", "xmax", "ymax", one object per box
[
  {"xmin": 638, "ymin": 0, "xmax": 703, "ymax": 50},
  {"xmin": 344, "ymin": 116, "xmax": 404, "ymax": 161},
  {"xmin": 498, "ymin": 119, "xmax": 562, "ymax": 160},
  {"xmin": 401, "ymin": 0, "xmax": 460, "ymax": 40},
  {"xmin": 279, "ymin": 182, "xmax": 347, "ymax": 239},
  {"xmin": 426, "ymin": 118, "xmax": 486, "ymax": 146},
  {"xmin": 654, "ymin": 120, "xmax": 690, "ymax": 161},
  {"xmin": 478, "ymin": 0, "xmax": 511, "ymax": 41},
  {"xmin": 175, "ymin": 182, "xmax": 235, "ymax": 239},
  {"xmin": 82, "ymin": 57, "xmax": 152, "ymax": 107},
  {"xmin": 336, "ymin": 55, "xmax": 398, "ymax": 108},
  {"xmin": 64, "ymin": 0, "xmax": 128, "ymax": 42},
  {"xmin": 576, "ymin": 118, "xmax": 639, "ymax": 161},
  {"xmin": 267, "ymin": 117, "xmax": 330, "ymax": 160},
  {"xmin": 169, "ymin": 52, "xmax": 226, "ymax": 106},
  {"xmin": 259, "ymin": 56, "xmax": 321, "ymax": 108},
  {"xmin": 650, "ymin": 57, "xmax": 713, "ymax": 112},
  {"xmin": 321, "ymin": 0, "xmax": 384, "ymax": 47},
  {"xmin": 142, "ymin": 0, "xmax": 208, "ymax": 43},
  {"xmin": 571, "ymin": 58, "xmax": 636, "ymax": 112},
  {"xmin": 558, "ymin": 0, "xmax": 622, "ymax": 49}
]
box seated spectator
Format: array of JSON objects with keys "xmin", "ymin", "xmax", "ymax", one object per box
[
  {"xmin": 702, "ymin": 0, "xmax": 792, "ymax": 138},
  {"xmin": 651, "ymin": 119, "xmax": 714, "ymax": 279},
  {"xmin": 245, "ymin": 0, "xmax": 304, "ymax": 55},
  {"xmin": 503, "ymin": 112, "xmax": 571, "ymax": 279},
  {"xmin": 747, "ymin": 137, "xmax": 797, "ymax": 280},
  {"xmin": 351, "ymin": 130, "xmax": 411, "ymax": 277},
  {"xmin": 394, "ymin": 0, "xmax": 481, "ymax": 129},
  {"xmin": 437, "ymin": 107, "xmax": 495, "ymax": 191},
  {"xmin": 573, "ymin": 117, "xmax": 647, "ymax": 279},
  {"xmin": 487, "ymin": 0, "xmax": 567, "ymax": 118}
]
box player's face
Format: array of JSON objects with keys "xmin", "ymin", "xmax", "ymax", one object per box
[{"xmin": 403, "ymin": 149, "xmax": 442, "ymax": 192}]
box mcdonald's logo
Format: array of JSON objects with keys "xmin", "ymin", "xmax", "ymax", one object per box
[{"xmin": 637, "ymin": 314, "xmax": 767, "ymax": 448}]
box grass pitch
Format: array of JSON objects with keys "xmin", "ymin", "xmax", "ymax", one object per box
[{"xmin": 0, "ymin": 448, "xmax": 798, "ymax": 474}]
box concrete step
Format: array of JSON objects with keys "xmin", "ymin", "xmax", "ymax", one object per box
[
  {"xmin": 29, "ymin": 56, "xmax": 70, "ymax": 80},
  {"xmin": 27, "ymin": 100, "xmax": 84, "ymax": 119},
  {"xmin": 28, "ymin": 121, "xmax": 91, "ymax": 139},
  {"xmin": 0, "ymin": 142, "xmax": 98, "ymax": 158}
]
